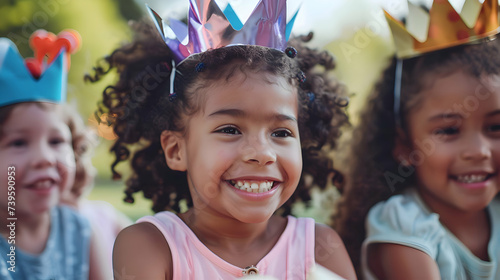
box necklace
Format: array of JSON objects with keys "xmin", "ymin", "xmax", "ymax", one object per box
[{"xmin": 242, "ymin": 265, "xmax": 259, "ymax": 275}]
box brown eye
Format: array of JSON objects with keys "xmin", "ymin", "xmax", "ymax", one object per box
[
  {"xmin": 271, "ymin": 129, "xmax": 292, "ymax": 138},
  {"xmin": 50, "ymin": 138, "xmax": 65, "ymax": 145},
  {"xmin": 215, "ymin": 126, "xmax": 241, "ymax": 135},
  {"xmin": 9, "ymin": 139, "xmax": 27, "ymax": 147},
  {"xmin": 487, "ymin": 124, "xmax": 500, "ymax": 133},
  {"xmin": 434, "ymin": 127, "xmax": 459, "ymax": 135}
]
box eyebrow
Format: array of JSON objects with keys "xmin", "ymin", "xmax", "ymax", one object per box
[
  {"xmin": 486, "ymin": 109, "xmax": 500, "ymax": 117},
  {"xmin": 208, "ymin": 108, "xmax": 297, "ymax": 122},
  {"xmin": 428, "ymin": 113, "xmax": 462, "ymax": 122},
  {"xmin": 2, "ymin": 128, "xmax": 30, "ymax": 134},
  {"xmin": 3, "ymin": 127, "xmax": 66, "ymax": 135},
  {"xmin": 428, "ymin": 109, "xmax": 500, "ymax": 122}
]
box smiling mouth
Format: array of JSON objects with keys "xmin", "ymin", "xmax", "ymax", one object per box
[
  {"xmin": 452, "ymin": 174, "xmax": 493, "ymax": 184},
  {"xmin": 26, "ymin": 179, "xmax": 56, "ymax": 190},
  {"xmin": 228, "ymin": 180, "xmax": 277, "ymax": 193}
]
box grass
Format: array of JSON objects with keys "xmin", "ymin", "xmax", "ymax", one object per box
[{"xmin": 87, "ymin": 178, "xmax": 154, "ymax": 222}]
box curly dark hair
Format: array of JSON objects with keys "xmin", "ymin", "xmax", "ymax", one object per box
[
  {"xmin": 86, "ymin": 20, "xmax": 349, "ymax": 214},
  {"xmin": 333, "ymin": 35, "xmax": 500, "ymax": 278}
]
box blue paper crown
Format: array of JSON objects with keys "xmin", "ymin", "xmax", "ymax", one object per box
[{"xmin": 0, "ymin": 38, "xmax": 67, "ymax": 107}]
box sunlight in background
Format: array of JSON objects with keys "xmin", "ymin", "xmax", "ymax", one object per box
[
  {"xmin": 0, "ymin": 0, "xmax": 481, "ymax": 221},
  {"xmin": 138, "ymin": 0, "xmax": 388, "ymax": 47},
  {"xmin": 377, "ymin": 0, "xmax": 475, "ymax": 18},
  {"xmin": 136, "ymin": 0, "xmax": 474, "ymax": 47}
]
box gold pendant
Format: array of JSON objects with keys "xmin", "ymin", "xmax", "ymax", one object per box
[{"xmin": 242, "ymin": 265, "xmax": 259, "ymax": 275}]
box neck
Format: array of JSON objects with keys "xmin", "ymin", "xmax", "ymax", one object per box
[
  {"xmin": 417, "ymin": 189, "xmax": 491, "ymax": 260},
  {"xmin": 179, "ymin": 208, "xmax": 285, "ymax": 252},
  {"xmin": 0, "ymin": 208, "xmax": 52, "ymax": 254},
  {"xmin": 416, "ymin": 188, "xmax": 490, "ymax": 229},
  {"xmin": 438, "ymin": 207, "xmax": 489, "ymax": 233},
  {"xmin": 178, "ymin": 208, "xmax": 288, "ymax": 268}
]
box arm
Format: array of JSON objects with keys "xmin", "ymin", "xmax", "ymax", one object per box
[
  {"xmin": 367, "ymin": 243, "xmax": 441, "ymax": 280},
  {"xmin": 112, "ymin": 223, "xmax": 173, "ymax": 280},
  {"xmin": 314, "ymin": 224, "xmax": 356, "ymax": 280}
]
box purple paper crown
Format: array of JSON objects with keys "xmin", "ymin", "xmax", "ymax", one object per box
[{"xmin": 147, "ymin": 0, "xmax": 295, "ymax": 64}]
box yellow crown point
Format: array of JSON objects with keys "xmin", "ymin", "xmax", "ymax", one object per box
[{"xmin": 385, "ymin": 0, "xmax": 499, "ymax": 58}]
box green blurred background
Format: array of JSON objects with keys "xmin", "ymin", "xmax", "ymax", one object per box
[{"xmin": 0, "ymin": 0, "xmax": 395, "ymax": 223}]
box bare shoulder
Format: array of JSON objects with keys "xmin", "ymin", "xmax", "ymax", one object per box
[
  {"xmin": 314, "ymin": 223, "xmax": 356, "ymax": 280},
  {"xmin": 367, "ymin": 243, "xmax": 440, "ymax": 280},
  {"xmin": 113, "ymin": 222, "xmax": 173, "ymax": 280}
]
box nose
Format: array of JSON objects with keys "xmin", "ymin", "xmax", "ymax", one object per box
[
  {"xmin": 460, "ymin": 133, "xmax": 492, "ymax": 161},
  {"xmin": 31, "ymin": 142, "xmax": 57, "ymax": 169},
  {"xmin": 242, "ymin": 134, "xmax": 277, "ymax": 166}
]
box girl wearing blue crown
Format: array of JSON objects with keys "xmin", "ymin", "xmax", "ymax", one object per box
[
  {"xmin": 86, "ymin": 0, "xmax": 356, "ymax": 279},
  {"xmin": 334, "ymin": 0, "xmax": 500, "ymax": 279},
  {"xmin": 0, "ymin": 30, "xmax": 108, "ymax": 279}
]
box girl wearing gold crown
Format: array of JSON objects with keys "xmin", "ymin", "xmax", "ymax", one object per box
[
  {"xmin": 0, "ymin": 30, "xmax": 109, "ymax": 279},
  {"xmin": 334, "ymin": 0, "xmax": 500, "ymax": 279},
  {"xmin": 86, "ymin": 0, "xmax": 356, "ymax": 279}
]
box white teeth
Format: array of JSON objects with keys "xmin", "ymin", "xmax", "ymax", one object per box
[
  {"xmin": 33, "ymin": 180, "xmax": 53, "ymax": 189},
  {"xmin": 259, "ymin": 182, "xmax": 267, "ymax": 192},
  {"xmin": 456, "ymin": 174, "xmax": 487, "ymax": 183},
  {"xmin": 230, "ymin": 180, "xmax": 275, "ymax": 193}
]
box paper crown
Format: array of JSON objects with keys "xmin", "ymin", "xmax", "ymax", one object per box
[
  {"xmin": 0, "ymin": 29, "xmax": 81, "ymax": 107},
  {"xmin": 147, "ymin": 0, "xmax": 297, "ymax": 64},
  {"xmin": 385, "ymin": 0, "xmax": 499, "ymax": 59}
]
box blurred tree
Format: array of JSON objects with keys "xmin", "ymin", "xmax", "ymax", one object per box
[
  {"xmin": 0, "ymin": 0, "xmax": 155, "ymax": 219},
  {"xmin": 0, "ymin": 0, "xmax": 139, "ymax": 179},
  {"xmin": 115, "ymin": 0, "xmax": 143, "ymax": 20}
]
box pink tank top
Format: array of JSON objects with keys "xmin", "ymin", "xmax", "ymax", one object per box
[{"xmin": 138, "ymin": 212, "xmax": 315, "ymax": 279}]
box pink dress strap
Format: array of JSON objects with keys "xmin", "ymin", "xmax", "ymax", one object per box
[{"xmin": 138, "ymin": 212, "xmax": 315, "ymax": 279}]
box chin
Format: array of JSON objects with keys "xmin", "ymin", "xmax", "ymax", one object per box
[
  {"xmin": 457, "ymin": 199, "xmax": 492, "ymax": 213},
  {"xmin": 235, "ymin": 211, "xmax": 274, "ymax": 224}
]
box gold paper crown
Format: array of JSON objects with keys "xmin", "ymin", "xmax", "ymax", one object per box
[{"xmin": 385, "ymin": 0, "xmax": 499, "ymax": 58}]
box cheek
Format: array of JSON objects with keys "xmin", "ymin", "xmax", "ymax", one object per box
[
  {"xmin": 279, "ymin": 144, "xmax": 302, "ymax": 181},
  {"xmin": 210, "ymin": 146, "xmax": 237, "ymax": 176},
  {"xmin": 0, "ymin": 151, "xmax": 28, "ymax": 181},
  {"xmin": 188, "ymin": 139, "xmax": 235, "ymax": 180},
  {"xmin": 414, "ymin": 147, "xmax": 453, "ymax": 182},
  {"xmin": 57, "ymin": 146, "xmax": 76, "ymax": 177},
  {"xmin": 494, "ymin": 144, "xmax": 500, "ymax": 159}
]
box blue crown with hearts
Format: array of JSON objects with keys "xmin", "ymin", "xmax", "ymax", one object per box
[{"xmin": 0, "ymin": 29, "xmax": 81, "ymax": 107}]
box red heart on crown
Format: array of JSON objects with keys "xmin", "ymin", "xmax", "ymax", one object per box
[
  {"xmin": 25, "ymin": 29, "xmax": 81, "ymax": 78},
  {"xmin": 25, "ymin": 58, "xmax": 43, "ymax": 79}
]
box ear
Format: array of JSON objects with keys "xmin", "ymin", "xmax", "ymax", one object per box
[
  {"xmin": 392, "ymin": 127, "xmax": 412, "ymax": 166},
  {"xmin": 160, "ymin": 130, "xmax": 187, "ymax": 171}
]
